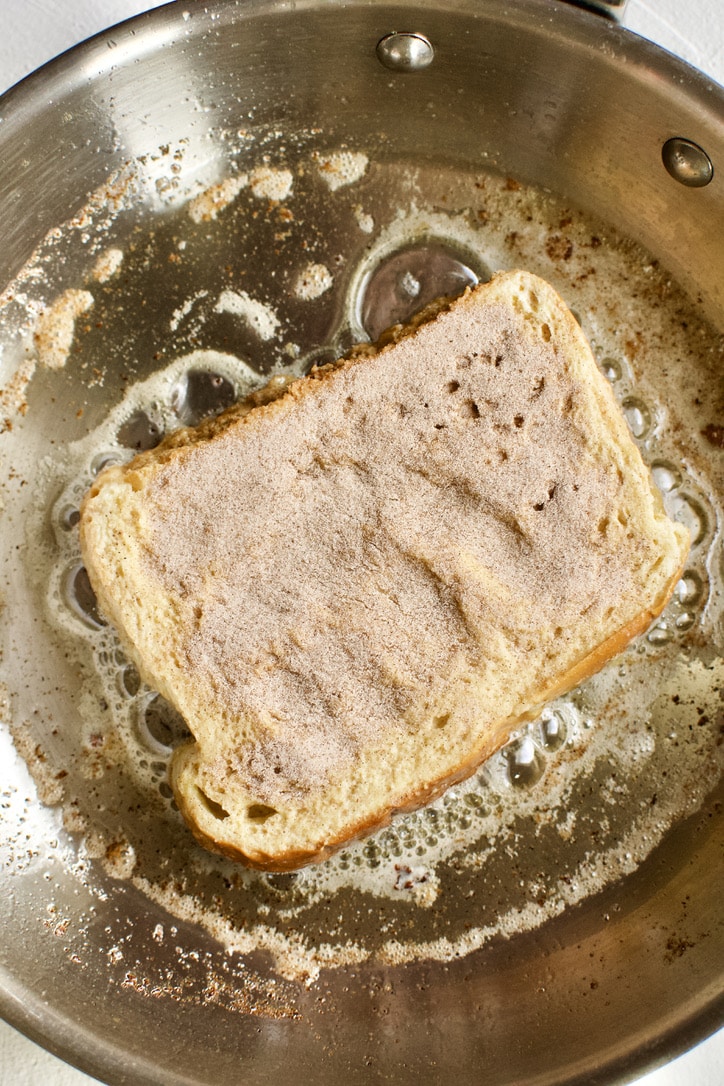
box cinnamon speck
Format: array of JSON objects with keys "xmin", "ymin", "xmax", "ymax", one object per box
[{"xmin": 701, "ymin": 423, "xmax": 723, "ymax": 448}]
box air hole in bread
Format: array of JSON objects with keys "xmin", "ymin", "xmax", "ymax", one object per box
[
  {"xmin": 434, "ymin": 423, "xmax": 446, "ymax": 430},
  {"xmin": 196, "ymin": 787, "xmax": 230, "ymax": 821},
  {"xmin": 499, "ymin": 449, "xmax": 508, "ymax": 462},
  {"xmin": 514, "ymin": 414, "xmax": 525, "ymax": 428},
  {"xmin": 617, "ymin": 509, "xmax": 629, "ymax": 527},
  {"xmin": 541, "ymin": 322, "xmax": 551, "ymax": 342},
  {"xmin": 531, "ymin": 376, "xmax": 545, "ymax": 398},
  {"xmin": 447, "ymin": 380, "xmax": 460, "ymax": 393},
  {"xmin": 598, "ymin": 517, "xmax": 610, "ymax": 535},
  {"xmin": 247, "ymin": 803, "xmax": 278, "ymax": 822},
  {"xmin": 460, "ymin": 400, "xmax": 480, "ymax": 420},
  {"xmin": 434, "ymin": 713, "xmax": 451, "ymax": 729},
  {"xmin": 494, "ymin": 354, "xmax": 503, "ymax": 368}
]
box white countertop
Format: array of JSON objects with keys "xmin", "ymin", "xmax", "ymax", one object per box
[{"xmin": 0, "ymin": 1, "xmax": 721, "ymax": 1084}]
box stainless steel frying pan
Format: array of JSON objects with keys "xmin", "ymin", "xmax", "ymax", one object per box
[{"xmin": 0, "ymin": 2, "xmax": 722, "ymax": 1084}]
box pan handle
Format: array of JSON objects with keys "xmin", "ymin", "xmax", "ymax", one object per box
[{"xmin": 561, "ymin": 0, "xmax": 628, "ymax": 21}]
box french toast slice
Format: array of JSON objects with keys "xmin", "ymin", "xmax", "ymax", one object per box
[{"xmin": 80, "ymin": 271, "xmax": 689, "ymax": 870}]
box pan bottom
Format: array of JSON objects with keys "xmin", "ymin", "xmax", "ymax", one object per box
[{"xmin": 1, "ymin": 139, "xmax": 722, "ymax": 986}]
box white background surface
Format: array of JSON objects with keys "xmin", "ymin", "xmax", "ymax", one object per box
[{"xmin": 0, "ymin": 1, "xmax": 721, "ymax": 1084}]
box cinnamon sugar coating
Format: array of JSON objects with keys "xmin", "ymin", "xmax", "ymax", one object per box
[{"xmin": 80, "ymin": 272, "xmax": 688, "ymax": 867}]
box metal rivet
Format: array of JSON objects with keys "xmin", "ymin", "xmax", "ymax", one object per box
[
  {"xmin": 376, "ymin": 32, "xmax": 434, "ymax": 73},
  {"xmin": 662, "ymin": 137, "xmax": 714, "ymax": 187}
]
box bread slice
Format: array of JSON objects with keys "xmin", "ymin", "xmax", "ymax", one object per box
[{"xmin": 80, "ymin": 271, "xmax": 689, "ymax": 870}]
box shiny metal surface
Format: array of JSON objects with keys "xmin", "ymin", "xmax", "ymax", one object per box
[
  {"xmin": 375, "ymin": 31, "xmax": 435, "ymax": 72},
  {"xmin": 661, "ymin": 137, "xmax": 715, "ymax": 187},
  {"xmin": 0, "ymin": 3, "xmax": 722, "ymax": 1085},
  {"xmin": 566, "ymin": 0, "xmax": 628, "ymax": 20}
]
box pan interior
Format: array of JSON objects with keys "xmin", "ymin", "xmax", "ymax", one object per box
[
  {"xmin": 1, "ymin": 133, "xmax": 722, "ymax": 986},
  {"xmin": 0, "ymin": 3, "xmax": 722, "ymax": 1084}
]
